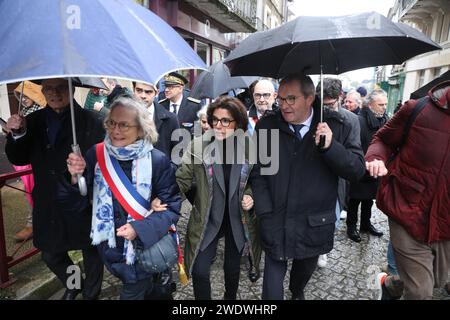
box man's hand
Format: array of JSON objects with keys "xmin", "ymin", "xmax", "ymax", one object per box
[
  {"xmin": 366, "ymin": 159, "xmax": 388, "ymax": 178},
  {"xmin": 93, "ymin": 102, "xmax": 104, "ymax": 111},
  {"xmin": 67, "ymin": 152, "xmax": 86, "ymax": 177},
  {"xmin": 242, "ymin": 195, "xmax": 254, "ymax": 211},
  {"xmin": 116, "ymin": 223, "xmax": 137, "ymax": 241},
  {"xmin": 6, "ymin": 114, "xmax": 26, "ymax": 134},
  {"xmin": 315, "ymin": 122, "xmax": 333, "ymax": 149}
]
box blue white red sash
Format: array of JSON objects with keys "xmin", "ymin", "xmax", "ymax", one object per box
[{"xmin": 96, "ymin": 143, "xmax": 149, "ymax": 221}]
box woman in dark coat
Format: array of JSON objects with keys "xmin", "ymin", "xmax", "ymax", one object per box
[
  {"xmin": 347, "ymin": 89, "xmax": 389, "ymax": 242},
  {"xmin": 67, "ymin": 96, "xmax": 181, "ymax": 300}
]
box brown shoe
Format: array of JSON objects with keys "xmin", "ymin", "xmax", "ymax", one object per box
[{"xmin": 14, "ymin": 226, "xmax": 33, "ymax": 242}]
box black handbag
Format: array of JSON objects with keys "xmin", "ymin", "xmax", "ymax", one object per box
[{"xmin": 136, "ymin": 231, "xmax": 179, "ymax": 274}]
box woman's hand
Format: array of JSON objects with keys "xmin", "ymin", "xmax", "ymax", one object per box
[
  {"xmin": 116, "ymin": 223, "xmax": 137, "ymax": 241},
  {"xmin": 242, "ymin": 195, "xmax": 254, "ymax": 211},
  {"xmin": 66, "ymin": 152, "xmax": 86, "ymax": 184},
  {"xmin": 151, "ymin": 197, "xmax": 168, "ymax": 212}
]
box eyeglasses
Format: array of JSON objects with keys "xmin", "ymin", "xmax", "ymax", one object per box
[
  {"xmin": 42, "ymin": 85, "xmax": 69, "ymax": 94},
  {"xmin": 164, "ymin": 85, "xmax": 182, "ymax": 90},
  {"xmin": 211, "ymin": 117, "xmax": 235, "ymax": 127},
  {"xmin": 276, "ymin": 95, "xmax": 302, "ymax": 106},
  {"xmin": 323, "ymin": 99, "xmax": 339, "ymax": 108},
  {"xmin": 253, "ymin": 93, "xmax": 272, "ymax": 99},
  {"xmin": 105, "ymin": 119, "xmax": 139, "ymax": 132}
]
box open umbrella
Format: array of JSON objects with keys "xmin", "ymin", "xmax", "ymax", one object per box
[
  {"xmin": 224, "ymin": 11, "xmax": 441, "ymax": 147},
  {"xmin": 0, "ymin": 0, "xmax": 206, "ymax": 84},
  {"xmin": 224, "ymin": 12, "xmax": 440, "ymax": 78},
  {"xmin": 410, "ymin": 70, "xmax": 450, "ymax": 99},
  {"xmin": 190, "ymin": 60, "xmax": 259, "ymax": 99},
  {"xmin": 0, "ymin": 0, "xmax": 206, "ymax": 194}
]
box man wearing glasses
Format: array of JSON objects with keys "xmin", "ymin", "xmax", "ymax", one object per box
[
  {"xmin": 5, "ymin": 78, "xmax": 105, "ymax": 300},
  {"xmin": 248, "ymin": 80, "xmax": 278, "ymax": 134},
  {"xmin": 250, "ymin": 74, "xmax": 365, "ymax": 300},
  {"xmin": 159, "ymin": 72, "xmax": 202, "ymax": 134}
]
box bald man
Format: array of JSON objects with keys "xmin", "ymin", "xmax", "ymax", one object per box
[{"xmin": 248, "ymin": 79, "xmax": 278, "ymax": 134}]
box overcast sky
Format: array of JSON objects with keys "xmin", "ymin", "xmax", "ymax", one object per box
[
  {"xmin": 289, "ymin": 0, "xmax": 395, "ymax": 17},
  {"xmin": 288, "ymin": 0, "xmax": 396, "ymax": 87}
]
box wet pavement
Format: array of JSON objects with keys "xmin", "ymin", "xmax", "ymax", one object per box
[{"xmin": 97, "ymin": 201, "xmax": 450, "ymax": 300}]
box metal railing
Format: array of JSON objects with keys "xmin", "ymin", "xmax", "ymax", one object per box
[
  {"xmin": 218, "ymin": 0, "xmax": 257, "ymax": 27},
  {"xmin": 0, "ymin": 168, "xmax": 39, "ymax": 288}
]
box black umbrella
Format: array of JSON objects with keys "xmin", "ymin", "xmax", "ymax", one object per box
[
  {"xmin": 224, "ymin": 12, "xmax": 441, "ymax": 78},
  {"xmin": 410, "ymin": 70, "xmax": 450, "ymax": 99},
  {"xmin": 191, "ymin": 60, "xmax": 260, "ymax": 99},
  {"xmin": 224, "ymin": 11, "xmax": 441, "ymax": 147}
]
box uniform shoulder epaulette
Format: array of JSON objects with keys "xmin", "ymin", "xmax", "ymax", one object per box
[
  {"xmin": 158, "ymin": 98, "xmax": 168, "ymax": 104},
  {"xmin": 187, "ymin": 97, "xmax": 201, "ymax": 104}
]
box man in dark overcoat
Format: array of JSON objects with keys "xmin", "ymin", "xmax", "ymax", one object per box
[
  {"xmin": 251, "ymin": 74, "xmax": 365, "ymax": 300},
  {"xmin": 5, "ymin": 78, "xmax": 105, "ymax": 300}
]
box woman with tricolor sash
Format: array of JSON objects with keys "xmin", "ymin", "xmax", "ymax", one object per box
[{"xmin": 66, "ymin": 96, "xmax": 182, "ymax": 300}]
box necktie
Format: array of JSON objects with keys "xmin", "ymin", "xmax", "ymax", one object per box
[
  {"xmin": 292, "ymin": 124, "xmax": 305, "ymax": 140},
  {"xmin": 171, "ymin": 103, "xmax": 178, "ymax": 115}
]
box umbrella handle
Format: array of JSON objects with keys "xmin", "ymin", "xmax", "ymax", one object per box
[
  {"xmin": 72, "ymin": 144, "xmax": 88, "ymax": 196},
  {"xmin": 318, "ymin": 135, "xmax": 326, "ymax": 149}
]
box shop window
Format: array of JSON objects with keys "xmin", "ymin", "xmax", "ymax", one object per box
[
  {"xmin": 212, "ymin": 48, "xmax": 225, "ymax": 64},
  {"xmin": 196, "ymin": 41, "xmax": 210, "ymax": 66}
]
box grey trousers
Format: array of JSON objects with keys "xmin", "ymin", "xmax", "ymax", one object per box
[{"xmin": 386, "ymin": 219, "xmax": 450, "ymax": 299}]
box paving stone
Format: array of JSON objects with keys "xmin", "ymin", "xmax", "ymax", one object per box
[{"xmin": 96, "ymin": 202, "xmax": 449, "ymax": 300}]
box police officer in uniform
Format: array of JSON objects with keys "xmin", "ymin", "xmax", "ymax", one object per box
[{"xmin": 159, "ymin": 72, "xmax": 202, "ymax": 134}]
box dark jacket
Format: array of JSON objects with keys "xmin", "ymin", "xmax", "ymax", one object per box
[
  {"xmin": 5, "ymin": 102, "xmax": 105, "ymax": 253},
  {"xmin": 366, "ymin": 81, "xmax": 450, "ymax": 244},
  {"xmin": 159, "ymin": 95, "xmax": 202, "ymax": 132},
  {"xmin": 251, "ymin": 105, "xmax": 365, "ymax": 260},
  {"xmin": 84, "ymin": 146, "xmax": 182, "ymax": 283},
  {"xmin": 349, "ymin": 107, "xmax": 387, "ymax": 199},
  {"xmin": 153, "ymin": 102, "xmax": 180, "ymax": 158},
  {"xmin": 176, "ymin": 136, "xmax": 261, "ymax": 276}
]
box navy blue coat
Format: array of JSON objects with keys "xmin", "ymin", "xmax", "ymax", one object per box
[
  {"xmin": 85, "ymin": 146, "xmax": 182, "ymax": 284},
  {"xmin": 251, "ymin": 104, "xmax": 365, "ymax": 260}
]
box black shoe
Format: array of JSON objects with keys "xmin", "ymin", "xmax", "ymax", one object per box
[
  {"xmin": 61, "ymin": 288, "xmax": 81, "ymax": 300},
  {"xmin": 347, "ymin": 227, "xmax": 361, "ymax": 242},
  {"xmin": 360, "ymin": 224, "xmax": 383, "ymax": 237},
  {"xmin": 291, "ymin": 292, "xmax": 305, "ymax": 300}
]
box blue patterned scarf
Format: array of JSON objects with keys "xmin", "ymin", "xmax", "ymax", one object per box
[{"xmin": 91, "ymin": 135, "xmax": 153, "ymax": 264}]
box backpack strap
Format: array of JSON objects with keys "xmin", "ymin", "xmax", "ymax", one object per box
[{"xmin": 399, "ymin": 96, "xmax": 428, "ymax": 148}]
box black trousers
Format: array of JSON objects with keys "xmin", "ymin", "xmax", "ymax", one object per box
[
  {"xmin": 262, "ymin": 254, "xmax": 319, "ymax": 300},
  {"xmin": 41, "ymin": 246, "xmax": 103, "ymax": 299},
  {"xmin": 346, "ymin": 198, "xmax": 374, "ymax": 229},
  {"xmin": 120, "ymin": 277, "xmax": 154, "ymax": 300},
  {"xmin": 191, "ymin": 223, "xmax": 243, "ymax": 300}
]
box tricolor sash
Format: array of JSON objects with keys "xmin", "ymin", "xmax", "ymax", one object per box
[{"xmin": 96, "ymin": 143, "xmax": 150, "ymax": 221}]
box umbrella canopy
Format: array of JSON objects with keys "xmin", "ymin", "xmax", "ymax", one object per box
[
  {"xmin": 410, "ymin": 70, "xmax": 450, "ymax": 99},
  {"xmin": 224, "ymin": 12, "xmax": 441, "ymax": 78},
  {"xmin": 0, "ymin": 0, "xmax": 206, "ymax": 85},
  {"xmin": 190, "ymin": 61, "xmax": 260, "ymax": 99},
  {"xmin": 31, "ymin": 77, "xmax": 107, "ymax": 89}
]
